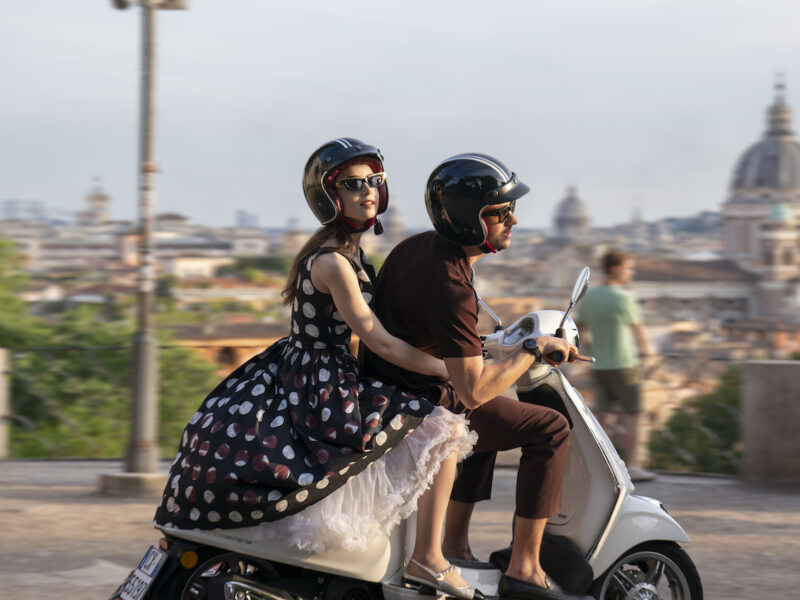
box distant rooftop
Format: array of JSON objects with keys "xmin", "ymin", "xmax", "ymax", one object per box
[{"xmin": 635, "ymin": 258, "xmax": 759, "ymax": 282}]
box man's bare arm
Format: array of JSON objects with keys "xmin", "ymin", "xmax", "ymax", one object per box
[{"xmin": 444, "ymin": 336, "xmax": 576, "ymax": 410}]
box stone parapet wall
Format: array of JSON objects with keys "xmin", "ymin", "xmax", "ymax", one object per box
[{"xmin": 742, "ymin": 360, "xmax": 800, "ymax": 483}]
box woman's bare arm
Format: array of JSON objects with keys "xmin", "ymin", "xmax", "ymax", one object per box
[{"xmin": 310, "ymin": 252, "xmax": 447, "ymax": 379}]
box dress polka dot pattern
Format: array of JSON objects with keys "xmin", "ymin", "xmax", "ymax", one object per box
[{"xmin": 154, "ymin": 249, "xmax": 437, "ymax": 530}]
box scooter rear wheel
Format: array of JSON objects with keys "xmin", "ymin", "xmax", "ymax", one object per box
[
  {"xmin": 179, "ymin": 552, "xmax": 278, "ymax": 600},
  {"xmin": 591, "ymin": 541, "xmax": 702, "ymax": 600}
]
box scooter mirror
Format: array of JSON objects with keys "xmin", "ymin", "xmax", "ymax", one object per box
[
  {"xmin": 558, "ymin": 267, "xmax": 591, "ymax": 333},
  {"xmin": 571, "ymin": 267, "xmax": 590, "ymax": 305}
]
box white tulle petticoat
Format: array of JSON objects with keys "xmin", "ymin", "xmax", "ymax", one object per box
[{"xmin": 253, "ymin": 406, "xmax": 477, "ymax": 553}]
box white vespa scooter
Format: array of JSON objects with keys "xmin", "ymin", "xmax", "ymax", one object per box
[
  {"xmin": 111, "ymin": 267, "xmax": 702, "ymax": 600},
  {"xmin": 470, "ymin": 267, "xmax": 702, "ymax": 600}
]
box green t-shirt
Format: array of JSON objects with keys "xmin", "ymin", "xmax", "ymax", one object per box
[{"xmin": 576, "ymin": 285, "xmax": 641, "ymax": 370}]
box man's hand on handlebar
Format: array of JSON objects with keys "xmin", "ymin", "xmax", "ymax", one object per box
[{"xmin": 531, "ymin": 336, "xmax": 578, "ymax": 366}]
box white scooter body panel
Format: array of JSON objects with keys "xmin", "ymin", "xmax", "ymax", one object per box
[
  {"xmin": 543, "ymin": 370, "xmax": 629, "ymax": 555},
  {"xmin": 589, "ymin": 494, "xmax": 691, "ymax": 577},
  {"xmin": 157, "ymin": 516, "xmax": 413, "ymax": 583}
]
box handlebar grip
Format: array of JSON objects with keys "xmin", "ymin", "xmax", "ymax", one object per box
[{"xmin": 524, "ymin": 340, "xmax": 567, "ymax": 363}]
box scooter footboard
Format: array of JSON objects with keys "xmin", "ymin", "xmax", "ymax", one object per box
[{"xmin": 488, "ymin": 532, "xmax": 593, "ymax": 594}]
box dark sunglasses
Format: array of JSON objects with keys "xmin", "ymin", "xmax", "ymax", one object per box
[
  {"xmin": 335, "ymin": 172, "xmax": 387, "ymax": 192},
  {"xmin": 482, "ymin": 200, "xmax": 516, "ymax": 224}
]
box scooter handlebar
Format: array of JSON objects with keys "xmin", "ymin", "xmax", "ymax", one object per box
[
  {"xmin": 522, "ymin": 339, "xmax": 595, "ymax": 364},
  {"xmin": 522, "ymin": 339, "xmax": 567, "ymax": 364},
  {"xmin": 570, "ymin": 352, "xmax": 595, "ymax": 363}
]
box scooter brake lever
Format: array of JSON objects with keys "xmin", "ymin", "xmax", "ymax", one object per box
[{"xmin": 570, "ymin": 352, "xmax": 595, "ymax": 363}]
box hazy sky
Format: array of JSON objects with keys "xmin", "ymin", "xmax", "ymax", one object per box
[{"xmin": 3, "ymin": 1, "xmax": 800, "ymax": 230}]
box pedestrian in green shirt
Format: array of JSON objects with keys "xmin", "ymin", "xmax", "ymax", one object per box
[{"xmin": 576, "ymin": 249, "xmax": 655, "ymax": 482}]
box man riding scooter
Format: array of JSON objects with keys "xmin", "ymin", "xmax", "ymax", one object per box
[{"xmin": 364, "ymin": 154, "xmax": 591, "ymax": 600}]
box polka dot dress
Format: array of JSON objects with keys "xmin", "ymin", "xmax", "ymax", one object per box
[{"xmin": 154, "ymin": 249, "xmax": 437, "ymax": 531}]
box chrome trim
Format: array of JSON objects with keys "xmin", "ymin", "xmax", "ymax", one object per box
[{"xmin": 223, "ymin": 580, "xmax": 292, "ymax": 600}]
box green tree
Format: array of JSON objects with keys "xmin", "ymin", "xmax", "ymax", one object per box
[
  {"xmin": 648, "ymin": 367, "xmax": 741, "ymax": 474},
  {"xmin": 0, "ymin": 238, "xmax": 47, "ymax": 347},
  {"xmin": 9, "ymin": 305, "xmax": 219, "ymax": 457}
]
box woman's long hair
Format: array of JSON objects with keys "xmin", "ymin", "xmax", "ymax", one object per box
[{"xmin": 281, "ymin": 220, "xmax": 357, "ymax": 306}]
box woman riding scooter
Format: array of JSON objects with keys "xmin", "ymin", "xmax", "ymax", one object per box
[{"xmin": 153, "ymin": 138, "xmax": 479, "ymax": 599}]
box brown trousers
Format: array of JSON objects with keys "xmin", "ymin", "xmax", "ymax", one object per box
[{"xmin": 438, "ymin": 388, "xmax": 570, "ymax": 519}]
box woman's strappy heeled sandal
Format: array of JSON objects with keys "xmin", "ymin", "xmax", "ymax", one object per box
[{"xmin": 402, "ymin": 558, "xmax": 484, "ymax": 600}]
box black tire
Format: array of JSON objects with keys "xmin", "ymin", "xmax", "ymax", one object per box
[{"xmin": 591, "ymin": 541, "xmax": 703, "ymax": 600}]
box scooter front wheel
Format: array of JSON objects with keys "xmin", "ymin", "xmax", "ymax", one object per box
[{"xmin": 591, "ymin": 541, "xmax": 702, "ymax": 600}]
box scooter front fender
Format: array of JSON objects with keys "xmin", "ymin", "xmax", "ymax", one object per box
[{"xmin": 590, "ymin": 494, "xmax": 691, "ymax": 578}]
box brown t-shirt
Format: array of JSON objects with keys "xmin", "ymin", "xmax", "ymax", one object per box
[{"xmin": 363, "ymin": 231, "xmax": 483, "ymax": 392}]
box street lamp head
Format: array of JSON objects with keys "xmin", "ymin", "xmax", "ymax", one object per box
[{"xmin": 110, "ymin": 0, "xmax": 189, "ymax": 9}]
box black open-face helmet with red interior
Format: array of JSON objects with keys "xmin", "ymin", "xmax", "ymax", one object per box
[
  {"xmin": 302, "ymin": 138, "xmax": 389, "ymax": 226},
  {"xmin": 425, "ymin": 153, "xmax": 530, "ymax": 249}
]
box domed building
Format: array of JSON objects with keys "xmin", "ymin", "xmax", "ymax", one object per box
[
  {"xmin": 490, "ymin": 80, "xmax": 800, "ymax": 359},
  {"xmin": 722, "ymin": 80, "xmax": 800, "ymax": 269},
  {"xmin": 553, "ymin": 186, "xmax": 591, "ymax": 242},
  {"xmin": 718, "ymin": 79, "xmax": 800, "ymax": 327},
  {"xmin": 515, "ymin": 185, "xmax": 597, "ymax": 294}
]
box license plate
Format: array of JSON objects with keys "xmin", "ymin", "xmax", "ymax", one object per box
[{"xmin": 117, "ymin": 546, "xmax": 168, "ymax": 600}]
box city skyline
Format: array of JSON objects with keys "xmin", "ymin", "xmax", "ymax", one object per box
[
  {"xmin": 0, "ymin": 190, "xmax": 720, "ymax": 234},
  {"xmin": 4, "ymin": 1, "xmax": 800, "ymax": 230}
]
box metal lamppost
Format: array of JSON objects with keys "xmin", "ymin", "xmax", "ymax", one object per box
[{"xmin": 104, "ymin": 0, "xmax": 188, "ymax": 490}]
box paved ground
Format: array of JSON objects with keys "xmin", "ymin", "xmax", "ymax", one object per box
[{"xmin": 1, "ymin": 459, "xmax": 799, "ymax": 599}]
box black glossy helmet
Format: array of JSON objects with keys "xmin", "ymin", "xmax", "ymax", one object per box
[
  {"xmin": 425, "ymin": 153, "xmax": 530, "ymax": 247},
  {"xmin": 302, "ymin": 138, "xmax": 388, "ymax": 225}
]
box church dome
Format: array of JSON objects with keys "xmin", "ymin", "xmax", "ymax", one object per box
[
  {"xmin": 554, "ymin": 186, "xmax": 590, "ymax": 240},
  {"xmin": 731, "ymin": 82, "xmax": 800, "ymax": 191},
  {"xmin": 555, "ymin": 186, "xmax": 589, "ymax": 223}
]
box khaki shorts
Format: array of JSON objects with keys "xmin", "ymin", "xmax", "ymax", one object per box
[{"xmin": 592, "ymin": 367, "xmax": 642, "ymax": 414}]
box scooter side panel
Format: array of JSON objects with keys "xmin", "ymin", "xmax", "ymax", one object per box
[
  {"xmin": 589, "ymin": 494, "xmax": 691, "ymax": 577},
  {"xmin": 157, "ymin": 518, "xmax": 408, "ymax": 582},
  {"xmin": 521, "ymin": 372, "xmax": 620, "ymax": 555}
]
